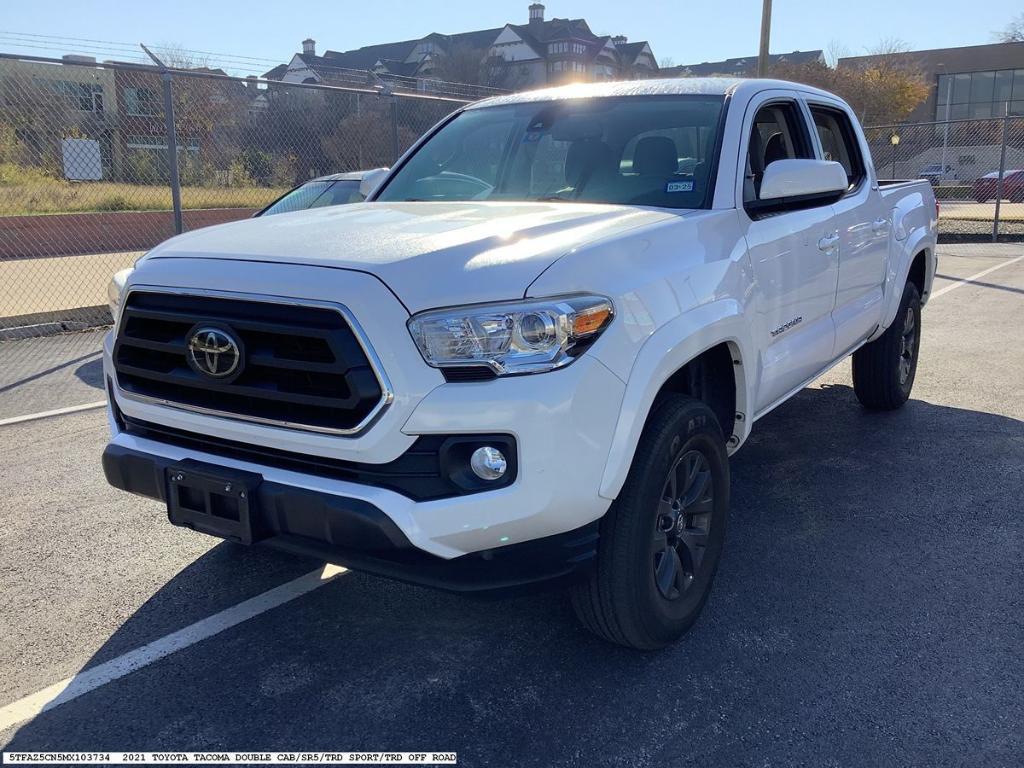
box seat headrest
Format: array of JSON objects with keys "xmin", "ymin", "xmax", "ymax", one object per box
[
  {"xmin": 763, "ymin": 132, "xmax": 788, "ymax": 167},
  {"xmin": 565, "ymin": 139, "xmax": 615, "ymax": 186},
  {"xmin": 633, "ymin": 136, "xmax": 678, "ymax": 176}
]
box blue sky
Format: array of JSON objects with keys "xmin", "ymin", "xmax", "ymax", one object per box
[{"xmin": 1, "ymin": 0, "xmax": 1019, "ymax": 76}]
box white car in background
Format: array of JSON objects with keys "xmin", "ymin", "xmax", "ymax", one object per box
[{"xmin": 254, "ymin": 168, "xmax": 389, "ymax": 217}]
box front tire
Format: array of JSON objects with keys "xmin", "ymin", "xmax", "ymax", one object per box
[
  {"xmin": 571, "ymin": 395, "xmax": 730, "ymax": 650},
  {"xmin": 852, "ymin": 280, "xmax": 922, "ymax": 410}
]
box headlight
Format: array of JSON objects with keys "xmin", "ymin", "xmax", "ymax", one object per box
[
  {"xmin": 407, "ymin": 295, "xmax": 613, "ymax": 375},
  {"xmin": 107, "ymin": 267, "xmax": 132, "ymax": 321}
]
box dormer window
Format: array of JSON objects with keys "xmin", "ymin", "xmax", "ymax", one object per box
[{"xmin": 548, "ymin": 41, "xmax": 587, "ymax": 55}]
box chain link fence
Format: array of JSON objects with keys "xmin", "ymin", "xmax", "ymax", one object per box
[
  {"xmin": 2, "ymin": 51, "xmax": 1023, "ymax": 420},
  {"xmin": 864, "ymin": 115, "xmax": 1024, "ymax": 241},
  {"xmin": 0, "ymin": 53, "xmax": 472, "ymax": 420}
]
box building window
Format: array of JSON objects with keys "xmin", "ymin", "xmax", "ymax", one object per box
[
  {"xmin": 124, "ymin": 87, "xmax": 160, "ymax": 117},
  {"xmin": 548, "ymin": 41, "xmax": 587, "ymax": 55},
  {"xmin": 937, "ymin": 69, "xmax": 1024, "ymax": 120},
  {"xmin": 55, "ymin": 80, "xmax": 104, "ymax": 112},
  {"xmin": 550, "ymin": 60, "xmax": 586, "ymax": 74}
]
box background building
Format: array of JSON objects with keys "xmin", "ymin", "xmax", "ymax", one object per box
[
  {"xmin": 661, "ymin": 50, "xmax": 825, "ymax": 78},
  {"xmin": 839, "ymin": 41, "xmax": 1024, "ymax": 122},
  {"xmin": 264, "ymin": 3, "xmax": 658, "ymax": 94}
]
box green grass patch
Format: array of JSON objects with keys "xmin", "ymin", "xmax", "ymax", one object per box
[{"xmin": 0, "ymin": 172, "xmax": 286, "ymax": 216}]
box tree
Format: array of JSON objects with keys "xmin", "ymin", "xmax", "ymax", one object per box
[
  {"xmin": 771, "ymin": 41, "xmax": 929, "ymax": 125},
  {"xmin": 429, "ymin": 44, "xmax": 487, "ymax": 86},
  {"xmin": 481, "ymin": 55, "xmax": 533, "ymax": 91},
  {"xmin": 320, "ymin": 107, "xmax": 417, "ymax": 171},
  {"xmin": 996, "ymin": 13, "xmax": 1024, "ymax": 42},
  {"xmin": 0, "ymin": 67, "xmax": 77, "ymax": 175}
]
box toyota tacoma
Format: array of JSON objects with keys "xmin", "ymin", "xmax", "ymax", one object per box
[{"xmin": 102, "ymin": 78, "xmax": 937, "ymax": 649}]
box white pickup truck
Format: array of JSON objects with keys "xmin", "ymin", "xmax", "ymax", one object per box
[{"xmin": 103, "ymin": 78, "xmax": 937, "ymax": 649}]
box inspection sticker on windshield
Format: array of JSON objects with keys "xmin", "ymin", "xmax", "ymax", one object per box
[{"xmin": 665, "ymin": 181, "xmax": 694, "ymax": 193}]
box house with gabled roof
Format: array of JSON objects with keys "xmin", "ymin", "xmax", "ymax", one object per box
[
  {"xmin": 263, "ymin": 3, "xmax": 658, "ymax": 95},
  {"xmin": 661, "ymin": 50, "xmax": 825, "ymax": 78}
]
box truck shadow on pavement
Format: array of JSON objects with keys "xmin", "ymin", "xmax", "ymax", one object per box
[{"xmin": 7, "ymin": 384, "xmax": 1024, "ymax": 765}]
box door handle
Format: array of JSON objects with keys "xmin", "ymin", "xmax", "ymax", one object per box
[
  {"xmin": 817, "ymin": 232, "xmax": 840, "ymax": 252},
  {"xmin": 872, "ymin": 217, "xmax": 890, "ymax": 234}
]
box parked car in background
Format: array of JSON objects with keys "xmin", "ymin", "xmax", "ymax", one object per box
[
  {"xmin": 972, "ymin": 169, "xmax": 1024, "ymax": 203},
  {"xmin": 920, "ymin": 163, "xmax": 957, "ymax": 184},
  {"xmin": 256, "ymin": 168, "xmax": 389, "ymax": 216}
]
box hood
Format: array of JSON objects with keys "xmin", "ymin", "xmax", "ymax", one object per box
[{"xmin": 142, "ymin": 201, "xmax": 681, "ymax": 312}]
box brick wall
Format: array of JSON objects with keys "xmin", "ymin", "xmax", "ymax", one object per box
[{"xmin": 0, "ymin": 208, "xmax": 257, "ymax": 260}]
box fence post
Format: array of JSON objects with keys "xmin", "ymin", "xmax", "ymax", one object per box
[
  {"xmin": 161, "ymin": 72, "xmax": 183, "ymax": 235},
  {"xmin": 992, "ymin": 112, "xmax": 1010, "ymax": 243},
  {"xmin": 390, "ymin": 97, "xmax": 401, "ymax": 163}
]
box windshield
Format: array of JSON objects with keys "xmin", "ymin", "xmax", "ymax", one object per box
[
  {"xmin": 376, "ymin": 95, "xmax": 725, "ymax": 209},
  {"xmin": 260, "ymin": 179, "xmax": 363, "ymax": 216}
]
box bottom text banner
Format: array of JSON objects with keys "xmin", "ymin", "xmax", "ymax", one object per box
[{"xmin": 1, "ymin": 753, "xmax": 458, "ymax": 765}]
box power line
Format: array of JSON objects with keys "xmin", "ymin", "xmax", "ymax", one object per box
[{"xmin": 0, "ymin": 31, "xmax": 281, "ymax": 74}]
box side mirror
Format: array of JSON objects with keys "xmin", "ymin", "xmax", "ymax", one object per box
[
  {"xmin": 759, "ymin": 159, "xmax": 848, "ymax": 201},
  {"xmin": 359, "ymin": 167, "xmax": 390, "ymax": 200}
]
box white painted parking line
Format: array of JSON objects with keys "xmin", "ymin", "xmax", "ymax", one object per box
[
  {"xmin": 0, "ymin": 400, "xmax": 106, "ymax": 428},
  {"xmin": 931, "ymin": 255, "xmax": 1024, "ymax": 299},
  {"xmin": 1, "ymin": 248, "xmax": 1021, "ymax": 735},
  {"xmin": 0, "ymin": 564, "xmax": 347, "ymax": 733}
]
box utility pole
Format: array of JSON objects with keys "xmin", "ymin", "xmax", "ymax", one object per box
[{"xmin": 757, "ymin": 0, "xmax": 773, "ymax": 78}]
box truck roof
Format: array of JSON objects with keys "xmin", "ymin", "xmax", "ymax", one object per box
[{"xmin": 469, "ymin": 77, "xmax": 841, "ymax": 110}]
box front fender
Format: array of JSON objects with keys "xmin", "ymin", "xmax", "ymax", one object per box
[{"xmin": 597, "ymin": 299, "xmax": 754, "ymax": 499}]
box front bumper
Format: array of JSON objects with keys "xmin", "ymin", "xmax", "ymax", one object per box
[
  {"xmin": 104, "ymin": 259, "xmax": 626, "ymax": 563},
  {"xmin": 102, "ymin": 443, "xmax": 599, "ymax": 594}
]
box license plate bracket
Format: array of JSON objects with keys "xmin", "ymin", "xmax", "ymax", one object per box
[{"xmin": 166, "ymin": 461, "xmax": 263, "ymax": 545}]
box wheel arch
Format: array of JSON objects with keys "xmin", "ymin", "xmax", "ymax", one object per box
[
  {"xmin": 598, "ymin": 304, "xmax": 753, "ymax": 500},
  {"xmin": 873, "ymin": 234, "xmax": 936, "ymax": 342}
]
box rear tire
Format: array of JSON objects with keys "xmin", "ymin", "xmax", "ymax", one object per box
[
  {"xmin": 570, "ymin": 395, "xmax": 730, "ymax": 650},
  {"xmin": 852, "ymin": 280, "xmax": 921, "ymax": 410}
]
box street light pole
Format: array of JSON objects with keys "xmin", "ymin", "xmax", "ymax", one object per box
[
  {"xmin": 757, "ymin": 0, "xmax": 773, "ymax": 78},
  {"xmin": 938, "ymin": 66, "xmax": 952, "ymax": 181},
  {"xmin": 890, "ymin": 131, "xmax": 901, "ymax": 180}
]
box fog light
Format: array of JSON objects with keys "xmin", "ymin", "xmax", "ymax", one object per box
[{"xmin": 470, "ymin": 446, "xmax": 507, "ymax": 481}]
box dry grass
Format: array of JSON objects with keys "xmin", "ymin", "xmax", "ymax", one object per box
[
  {"xmin": 0, "ymin": 177, "xmax": 286, "ymax": 216},
  {"xmin": 940, "ymin": 202, "xmax": 1024, "ymax": 222}
]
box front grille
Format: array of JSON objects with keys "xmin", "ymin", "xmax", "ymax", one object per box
[{"xmin": 113, "ymin": 292, "xmax": 386, "ymax": 433}]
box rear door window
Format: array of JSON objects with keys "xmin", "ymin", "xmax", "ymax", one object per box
[
  {"xmin": 744, "ymin": 101, "xmax": 814, "ymax": 204},
  {"xmin": 809, "ymin": 105, "xmax": 866, "ymax": 189}
]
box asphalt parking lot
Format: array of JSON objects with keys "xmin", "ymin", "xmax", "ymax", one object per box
[{"xmin": 1, "ymin": 243, "xmax": 1022, "ymax": 766}]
